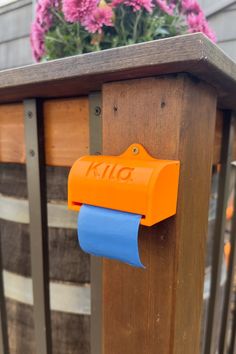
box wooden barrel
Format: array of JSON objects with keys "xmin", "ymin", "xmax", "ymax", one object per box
[{"xmin": 0, "ymin": 163, "xmax": 90, "ymax": 354}]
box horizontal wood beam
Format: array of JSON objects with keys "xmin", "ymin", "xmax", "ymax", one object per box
[
  {"xmin": 0, "ymin": 34, "xmax": 235, "ymax": 110},
  {"xmin": 0, "ymin": 100, "xmax": 228, "ymax": 166},
  {"xmin": 0, "ymin": 98, "xmax": 89, "ymax": 166}
]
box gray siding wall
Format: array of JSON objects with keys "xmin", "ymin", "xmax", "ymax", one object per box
[
  {"xmin": 199, "ymin": 0, "xmax": 236, "ymax": 60},
  {"xmin": 0, "ymin": 0, "xmax": 33, "ymax": 70}
]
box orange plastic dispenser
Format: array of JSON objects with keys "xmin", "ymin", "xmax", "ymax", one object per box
[{"xmin": 68, "ymin": 144, "xmax": 180, "ymax": 226}]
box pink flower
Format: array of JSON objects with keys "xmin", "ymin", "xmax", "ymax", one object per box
[
  {"xmin": 112, "ymin": 0, "xmax": 153, "ymax": 12},
  {"xmin": 155, "ymin": 0, "xmax": 175, "ymax": 15},
  {"xmin": 30, "ymin": 22, "xmax": 46, "ymax": 61},
  {"xmin": 62, "ymin": 0, "xmax": 98, "ymax": 22},
  {"xmin": 182, "ymin": 0, "xmax": 200, "ymax": 13},
  {"xmin": 187, "ymin": 12, "xmax": 216, "ymax": 42},
  {"xmin": 83, "ymin": 5, "xmax": 114, "ymax": 32},
  {"xmin": 30, "ymin": 0, "xmax": 57, "ymax": 61}
]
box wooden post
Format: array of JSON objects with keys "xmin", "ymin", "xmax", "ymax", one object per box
[{"xmin": 100, "ymin": 75, "xmax": 217, "ymax": 354}]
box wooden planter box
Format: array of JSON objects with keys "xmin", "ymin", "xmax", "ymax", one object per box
[{"xmin": 0, "ymin": 33, "xmax": 236, "ymax": 354}]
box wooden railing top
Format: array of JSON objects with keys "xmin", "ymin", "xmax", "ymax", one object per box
[{"xmin": 0, "ymin": 33, "xmax": 236, "ymax": 109}]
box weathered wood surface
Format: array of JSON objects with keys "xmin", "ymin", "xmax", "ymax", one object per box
[
  {"xmin": 0, "ymin": 163, "xmax": 89, "ymax": 282},
  {"xmin": 0, "ymin": 98, "xmax": 89, "ymax": 166},
  {"xmin": 100, "ymin": 75, "xmax": 216, "ymax": 354},
  {"xmin": 0, "ymin": 34, "xmax": 235, "ymax": 109},
  {"xmin": 6, "ymin": 298, "xmax": 90, "ymax": 354},
  {"xmin": 214, "ymin": 110, "xmax": 223, "ymax": 165}
]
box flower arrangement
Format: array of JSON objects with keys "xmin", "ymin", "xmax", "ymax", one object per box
[{"xmin": 31, "ymin": 0, "xmax": 216, "ymax": 62}]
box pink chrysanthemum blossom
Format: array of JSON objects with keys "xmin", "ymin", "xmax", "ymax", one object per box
[
  {"xmin": 181, "ymin": 0, "xmax": 201, "ymax": 13},
  {"xmin": 83, "ymin": 5, "xmax": 114, "ymax": 32},
  {"xmin": 187, "ymin": 12, "xmax": 216, "ymax": 42},
  {"xmin": 155, "ymin": 0, "xmax": 175, "ymax": 15},
  {"xmin": 62, "ymin": 0, "xmax": 98, "ymax": 22},
  {"xmin": 30, "ymin": 0, "xmax": 57, "ymax": 61},
  {"xmin": 30, "ymin": 22, "xmax": 46, "ymax": 61},
  {"xmin": 112, "ymin": 0, "xmax": 153, "ymax": 12},
  {"xmin": 35, "ymin": 0, "xmax": 55, "ymax": 29}
]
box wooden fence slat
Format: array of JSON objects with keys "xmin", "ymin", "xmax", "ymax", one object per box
[{"xmin": 101, "ymin": 75, "xmax": 217, "ymax": 354}]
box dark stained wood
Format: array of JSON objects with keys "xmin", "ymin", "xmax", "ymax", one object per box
[
  {"xmin": 0, "ymin": 163, "xmax": 69, "ymax": 200},
  {"xmin": 0, "ymin": 34, "xmax": 235, "ymax": 109},
  {"xmin": 6, "ymin": 298, "xmax": 90, "ymax": 354},
  {"xmin": 101, "ymin": 75, "xmax": 217, "ymax": 354},
  {"xmin": 0, "ymin": 163, "xmax": 90, "ymax": 282},
  {"xmin": 214, "ymin": 111, "xmax": 223, "ymax": 165},
  {"xmin": 0, "ymin": 98, "xmax": 89, "ymax": 166},
  {"xmin": 0, "ymin": 221, "xmax": 89, "ymax": 283},
  {"xmin": 0, "ymin": 163, "xmax": 90, "ymax": 354}
]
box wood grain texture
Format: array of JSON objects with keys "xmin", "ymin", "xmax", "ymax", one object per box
[
  {"xmin": 0, "ymin": 220, "xmax": 90, "ymax": 283},
  {"xmin": 0, "ymin": 34, "xmax": 235, "ymax": 109},
  {"xmin": 0, "ymin": 163, "xmax": 90, "ymax": 353},
  {"xmin": 214, "ymin": 110, "xmax": 223, "ymax": 165},
  {"xmin": 0, "ymin": 163, "xmax": 90, "ymax": 282},
  {"xmin": 0, "ymin": 103, "xmax": 25, "ymax": 163},
  {"xmin": 0, "ymin": 97, "xmax": 89, "ymax": 166},
  {"xmin": 0, "ymin": 163, "xmax": 70, "ymax": 200},
  {"xmin": 6, "ymin": 298, "xmax": 90, "ymax": 354},
  {"xmin": 101, "ymin": 75, "xmax": 217, "ymax": 354},
  {"xmin": 0, "ymin": 101, "xmax": 227, "ymax": 166},
  {"xmin": 43, "ymin": 98, "xmax": 89, "ymax": 166}
]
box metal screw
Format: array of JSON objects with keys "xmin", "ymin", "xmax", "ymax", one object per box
[
  {"xmin": 132, "ymin": 146, "xmax": 139, "ymax": 155},
  {"xmin": 29, "ymin": 149, "xmax": 35, "ymax": 157},
  {"xmin": 95, "ymin": 106, "xmax": 101, "ymax": 116},
  {"xmin": 27, "ymin": 111, "xmax": 33, "ymax": 119},
  {"xmin": 161, "ymin": 101, "xmax": 166, "ymax": 108}
]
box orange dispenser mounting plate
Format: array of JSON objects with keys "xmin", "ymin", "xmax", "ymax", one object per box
[{"xmin": 68, "ymin": 144, "xmax": 180, "ymax": 226}]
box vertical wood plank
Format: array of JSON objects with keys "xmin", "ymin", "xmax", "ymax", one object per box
[{"xmin": 101, "ymin": 75, "xmax": 217, "ymax": 354}]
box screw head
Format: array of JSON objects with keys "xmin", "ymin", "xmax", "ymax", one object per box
[
  {"xmin": 27, "ymin": 111, "xmax": 33, "ymax": 118},
  {"xmin": 132, "ymin": 146, "xmax": 139, "ymax": 155},
  {"xmin": 29, "ymin": 149, "xmax": 35, "ymax": 157},
  {"xmin": 95, "ymin": 106, "xmax": 101, "ymax": 116}
]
